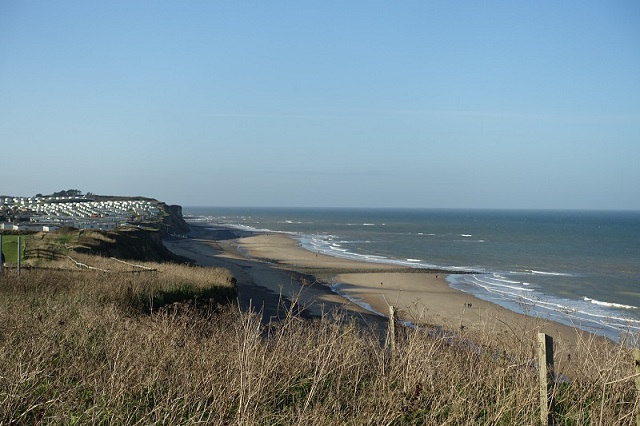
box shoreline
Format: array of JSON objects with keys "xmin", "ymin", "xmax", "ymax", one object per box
[
  {"xmin": 167, "ymin": 222, "xmax": 596, "ymax": 349},
  {"xmin": 232, "ymin": 231, "xmax": 590, "ymax": 346}
]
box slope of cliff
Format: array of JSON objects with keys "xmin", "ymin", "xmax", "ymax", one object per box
[{"xmin": 72, "ymin": 227, "xmax": 192, "ymax": 263}]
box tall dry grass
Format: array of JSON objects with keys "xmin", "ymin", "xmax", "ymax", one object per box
[{"xmin": 0, "ymin": 257, "xmax": 638, "ymax": 425}]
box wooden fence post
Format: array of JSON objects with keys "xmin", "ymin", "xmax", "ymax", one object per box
[
  {"xmin": 635, "ymin": 348, "xmax": 640, "ymax": 426},
  {"xmin": 387, "ymin": 305, "xmax": 396, "ymax": 360},
  {"xmin": 17, "ymin": 236, "xmax": 21, "ymax": 276},
  {"xmin": 538, "ymin": 333, "xmax": 555, "ymax": 426}
]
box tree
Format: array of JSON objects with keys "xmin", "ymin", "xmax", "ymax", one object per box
[{"xmin": 51, "ymin": 189, "xmax": 83, "ymax": 197}]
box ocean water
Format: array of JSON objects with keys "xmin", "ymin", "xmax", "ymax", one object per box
[{"xmin": 185, "ymin": 207, "xmax": 640, "ymax": 342}]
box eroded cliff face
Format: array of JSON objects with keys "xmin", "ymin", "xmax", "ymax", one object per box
[
  {"xmin": 74, "ymin": 228, "xmax": 192, "ymax": 263},
  {"xmin": 70, "ymin": 199, "xmax": 192, "ymax": 261},
  {"xmin": 159, "ymin": 203, "xmax": 191, "ymax": 237}
]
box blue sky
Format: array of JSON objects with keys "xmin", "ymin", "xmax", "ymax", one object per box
[{"xmin": 1, "ymin": 1, "xmax": 638, "ymax": 209}]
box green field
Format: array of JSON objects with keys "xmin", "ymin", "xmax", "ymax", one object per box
[{"xmin": 0, "ymin": 235, "xmax": 28, "ymax": 264}]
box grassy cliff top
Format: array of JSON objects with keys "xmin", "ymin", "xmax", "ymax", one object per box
[
  {"xmin": 0, "ymin": 254, "xmax": 637, "ymax": 424},
  {"xmin": 2, "ymin": 226, "xmax": 191, "ymax": 267}
]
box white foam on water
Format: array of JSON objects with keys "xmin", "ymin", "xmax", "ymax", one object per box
[
  {"xmin": 471, "ymin": 275, "xmax": 534, "ymax": 293},
  {"xmin": 527, "ymin": 269, "xmax": 575, "ymax": 277},
  {"xmin": 493, "ymin": 275, "xmax": 523, "ymax": 285},
  {"xmin": 583, "ymin": 297, "xmax": 638, "ymax": 310},
  {"xmin": 448, "ymin": 273, "xmax": 640, "ymax": 341}
]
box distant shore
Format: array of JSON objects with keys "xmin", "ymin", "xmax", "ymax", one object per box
[{"xmin": 166, "ymin": 222, "xmax": 594, "ymax": 348}]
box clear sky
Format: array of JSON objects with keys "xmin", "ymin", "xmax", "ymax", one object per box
[{"xmin": 1, "ymin": 1, "xmax": 639, "ymax": 209}]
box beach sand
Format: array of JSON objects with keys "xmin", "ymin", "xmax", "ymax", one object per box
[
  {"xmin": 166, "ymin": 225, "xmax": 592, "ymax": 349},
  {"xmin": 233, "ymin": 233, "xmax": 590, "ymax": 348},
  {"xmin": 162, "ymin": 228, "xmax": 390, "ymax": 332}
]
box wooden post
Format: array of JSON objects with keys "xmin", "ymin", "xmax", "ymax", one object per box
[
  {"xmin": 0, "ymin": 234, "xmax": 3, "ymax": 273},
  {"xmin": 17, "ymin": 236, "xmax": 21, "ymax": 276},
  {"xmin": 387, "ymin": 305, "xmax": 396, "ymax": 360},
  {"xmin": 635, "ymin": 349, "xmax": 640, "ymax": 426},
  {"xmin": 538, "ymin": 333, "xmax": 555, "ymax": 426}
]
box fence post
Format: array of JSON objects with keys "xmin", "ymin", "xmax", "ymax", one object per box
[
  {"xmin": 538, "ymin": 333, "xmax": 555, "ymax": 426},
  {"xmin": 17, "ymin": 236, "xmax": 21, "ymax": 276},
  {"xmin": 635, "ymin": 348, "xmax": 640, "ymax": 426},
  {"xmin": 0, "ymin": 234, "xmax": 3, "ymax": 274},
  {"xmin": 387, "ymin": 305, "xmax": 396, "ymax": 360}
]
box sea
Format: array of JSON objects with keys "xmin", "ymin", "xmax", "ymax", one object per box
[{"xmin": 184, "ymin": 207, "xmax": 640, "ymax": 343}]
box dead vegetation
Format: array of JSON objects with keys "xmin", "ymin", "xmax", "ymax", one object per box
[{"xmin": 0, "ymin": 254, "xmax": 638, "ymax": 425}]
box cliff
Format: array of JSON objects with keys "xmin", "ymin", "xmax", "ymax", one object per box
[
  {"xmin": 68, "ymin": 198, "xmax": 191, "ymax": 262},
  {"xmin": 73, "ymin": 227, "xmax": 192, "ymax": 263},
  {"xmin": 91, "ymin": 195, "xmax": 191, "ymax": 238},
  {"xmin": 159, "ymin": 203, "xmax": 190, "ymax": 236}
]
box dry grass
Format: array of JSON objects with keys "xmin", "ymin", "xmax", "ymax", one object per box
[{"xmin": 0, "ymin": 257, "xmax": 638, "ymax": 425}]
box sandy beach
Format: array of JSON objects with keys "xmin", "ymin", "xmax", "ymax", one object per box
[
  {"xmin": 165, "ymin": 224, "xmax": 591, "ymax": 349},
  {"xmin": 162, "ymin": 226, "xmax": 390, "ymax": 332}
]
